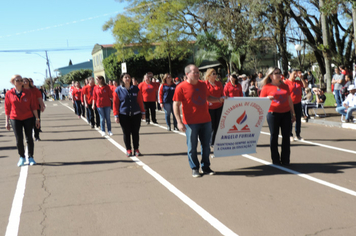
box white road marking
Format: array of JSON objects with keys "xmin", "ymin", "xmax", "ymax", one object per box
[
  {"xmin": 260, "ymin": 131, "xmax": 356, "ymax": 155},
  {"xmin": 5, "ymin": 148, "xmax": 29, "ymax": 236},
  {"xmin": 60, "ymin": 102, "xmax": 239, "ymax": 236},
  {"xmin": 154, "ymin": 112, "xmax": 356, "ymax": 197},
  {"xmin": 242, "ymin": 154, "xmax": 356, "ymax": 197}
]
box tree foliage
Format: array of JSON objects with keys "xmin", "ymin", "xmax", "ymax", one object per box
[
  {"xmin": 63, "ymin": 69, "xmax": 93, "ymax": 84},
  {"xmin": 102, "ymin": 53, "xmax": 190, "ymax": 81},
  {"xmin": 103, "ymin": 0, "xmax": 356, "ymax": 77}
]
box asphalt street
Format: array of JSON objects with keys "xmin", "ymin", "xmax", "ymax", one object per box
[{"xmin": 1, "ymin": 100, "xmax": 356, "ymax": 236}]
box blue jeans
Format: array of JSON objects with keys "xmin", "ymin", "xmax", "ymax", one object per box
[
  {"xmin": 336, "ymin": 106, "xmax": 356, "ymax": 120},
  {"xmin": 97, "ymin": 106, "xmax": 111, "ymax": 132},
  {"xmin": 334, "ymin": 90, "xmax": 343, "ymax": 107},
  {"xmin": 290, "ymin": 102, "xmax": 302, "ymax": 137},
  {"xmin": 163, "ymin": 103, "xmax": 177, "ymax": 128},
  {"xmin": 185, "ymin": 122, "xmax": 212, "ymax": 170}
]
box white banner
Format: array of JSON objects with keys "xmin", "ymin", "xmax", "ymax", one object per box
[
  {"xmin": 121, "ymin": 62, "xmax": 127, "ymax": 73},
  {"xmin": 214, "ymin": 97, "xmax": 271, "ymax": 157}
]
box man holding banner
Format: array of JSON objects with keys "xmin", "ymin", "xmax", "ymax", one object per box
[{"xmin": 173, "ymin": 64, "xmax": 224, "ymax": 178}]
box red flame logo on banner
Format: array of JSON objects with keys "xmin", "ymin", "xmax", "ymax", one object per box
[{"xmin": 236, "ymin": 111, "xmax": 247, "ymax": 124}]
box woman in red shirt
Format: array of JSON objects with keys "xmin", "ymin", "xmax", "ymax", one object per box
[
  {"xmin": 260, "ymin": 67, "xmax": 296, "ymax": 165},
  {"xmin": 93, "ymin": 76, "xmax": 113, "ymax": 136},
  {"xmin": 284, "ymin": 69, "xmax": 307, "ymax": 141},
  {"xmin": 5, "ymin": 75, "xmax": 40, "ymax": 167},
  {"xmin": 224, "ymin": 74, "xmax": 243, "ymax": 98},
  {"xmin": 138, "ymin": 72, "xmax": 159, "ymax": 124},
  {"xmin": 24, "ymin": 78, "xmax": 44, "ymax": 141},
  {"xmin": 72, "ymin": 81, "xmax": 83, "ymax": 119},
  {"xmin": 205, "ymin": 69, "xmax": 224, "ymax": 146}
]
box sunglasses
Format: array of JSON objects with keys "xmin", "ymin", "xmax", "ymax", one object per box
[
  {"xmin": 273, "ymin": 72, "xmax": 281, "ymax": 75},
  {"xmin": 15, "ymin": 79, "xmax": 23, "ymax": 82},
  {"xmin": 211, "ymin": 73, "xmax": 216, "ymax": 76}
]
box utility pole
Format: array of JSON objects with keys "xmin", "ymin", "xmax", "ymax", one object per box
[
  {"xmin": 45, "ymin": 51, "xmax": 53, "ymax": 90},
  {"xmin": 319, "ymin": 0, "xmax": 332, "ymax": 92},
  {"xmin": 352, "ymin": 5, "xmax": 356, "ymax": 67}
]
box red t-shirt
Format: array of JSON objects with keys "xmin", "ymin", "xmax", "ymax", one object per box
[
  {"xmin": 173, "ymin": 80, "xmax": 211, "ymax": 125},
  {"xmin": 223, "ymin": 82, "xmax": 243, "ymax": 98},
  {"xmin": 82, "ymin": 85, "xmax": 95, "ymax": 105},
  {"xmin": 284, "ymin": 79, "xmax": 303, "ymax": 104},
  {"xmin": 138, "ymin": 82, "xmax": 159, "ymax": 102},
  {"xmin": 72, "ymin": 87, "xmax": 82, "ymax": 101},
  {"xmin": 205, "ymin": 80, "xmax": 223, "ymax": 109},
  {"xmin": 30, "ymin": 87, "xmax": 42, "ymax": 108},
  {"xmin": 5, "ymin": 88, "xmax": 36, "ymax": 120},
  {"xmin": 93, "ymin": 85, "xmax": 113, "ymax": 108},
  {"xmin": 260, "ymin": 83, "xmax": 291, "ymax": 113}
]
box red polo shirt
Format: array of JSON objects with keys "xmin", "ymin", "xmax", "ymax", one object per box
[{"xmin": 5, "ymin": 88, "xmax": 36, "ymax": 120}]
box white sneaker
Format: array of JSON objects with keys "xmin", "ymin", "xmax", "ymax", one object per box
[
  {"xmin": 290, "ymin": 136, "xmax": 294, "ymax": 142},
  {"xmin": 108, "ymin": 131, "xmax": 113, "ymax": 136},
  {"xmin": 100, "ymin": 131, "xmax": 105, "ymax": 136},
  {"xmin": 295, "ymin": 136, "xmax": 304, "ymax": 141}
]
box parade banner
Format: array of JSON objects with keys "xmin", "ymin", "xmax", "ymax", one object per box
[{"xmin": 214, "ymin": 97, "xmax": 271, "ymax": 157}]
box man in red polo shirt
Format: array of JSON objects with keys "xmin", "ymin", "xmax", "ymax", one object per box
[{"xmin": 173, "ymin": 64, "xmax": 224, "ymax": 178}]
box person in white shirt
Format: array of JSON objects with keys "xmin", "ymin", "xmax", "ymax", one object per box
[{"xmin": 336, "ymin": 84, "xmax": 356, "ymax": 122}]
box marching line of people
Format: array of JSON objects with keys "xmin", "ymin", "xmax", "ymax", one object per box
[{"xmin": 5, "ymin": 65, "xmax": 355, "ymax": 178}]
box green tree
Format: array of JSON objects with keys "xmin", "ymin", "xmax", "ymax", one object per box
[
  {"xmin": 63, "ymin": 69, "xmax": 93, "ymax": 84},
  {"xmin": 103, "ymin": 54, "xmax": 122, "ymax": 81},
  {"xmin": 103, "ymin": 1, "xmax": 193, "ymax": 74}
]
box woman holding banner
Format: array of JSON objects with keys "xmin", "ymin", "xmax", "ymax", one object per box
[
  {"xmin": 205, "ymin": 69, "xmax": 224, "ymax": 146},
  {"xmin": 260, "ymin": 67, "xmax": 296, "ymax": 165}
]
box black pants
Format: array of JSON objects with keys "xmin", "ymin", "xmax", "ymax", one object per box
[
  {"xmin": 119, "ymin": 113, "xmax": 142, "ymax": 151},
  {"xmin": 143, "ymin": 101, "xmax": 157, "ymax": 123},
  {"xmin": 10, "ymin": 118, "xmax": 34, "ymax": 158},
  {"xmin": 73, "ymin": 102, "xmax": 77, "ymax": 114},
  {"xmin": 94, "ymin": 107, "xmax": 100, "ymax": 127},
  {"xmin": 33, "ymin": 109, "xmax": 41, "ymax": 139},
  {"xmin": 209, "ymin": 106, "xmax": 223, "ymax": 145},
  {"xmin": 266, "ymin": 112, "xmax": 291, "ymax": 165},
  {"xmin": 74, "ymin": 101, "xmax": 82, "ymax": 116},
  {"xmin": 81, "ymin": 103, "xmax": 85, "ymax": 118},
  {"xmin": 87, "ymin": 106, "xmax": 95, "ymax": 126},
  {"xmin": 291, "ymin": 102, "xmax": 302, "ymax": 137}
]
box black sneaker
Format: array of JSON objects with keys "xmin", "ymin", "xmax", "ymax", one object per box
[
  {"xmin": 202, "ymin": 167, "xmax": 215, "ymax": 175},
  {"xmin": 192, "ymin": 169, "xmax": 202, "ymax": 178}
]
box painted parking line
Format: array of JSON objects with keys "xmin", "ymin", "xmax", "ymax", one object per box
[
  {"xmin": 260, "ymin": 131, "xmax": 356, "ymax": 155},
  {"xmin": 153, "ymin": 113, "xmax": 356, "ymax": 197},
  {"xmin": 60, "ymin": 102, "xmax": 239, "ymax": 236}
]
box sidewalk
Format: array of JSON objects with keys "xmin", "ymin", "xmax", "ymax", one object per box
[{"xmin": 303, "ymin": 106, "xmax": 356, "ymax": 130}]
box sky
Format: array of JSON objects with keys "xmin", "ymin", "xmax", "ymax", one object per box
[{"xmin": 0, "ymin": 0, "xmax": 128, "ymax": 91}]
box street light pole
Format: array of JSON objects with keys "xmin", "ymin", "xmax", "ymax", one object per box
[
  {"xmin": 45, "ymin": 51, "xmax": 53, "ymax": 90},
  {"xmin": 26, "ymin": 51, "xmax": 53, "ymax": 90}
]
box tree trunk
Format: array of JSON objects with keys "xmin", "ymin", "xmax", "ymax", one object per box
[{"xmin": 319, "ymin": 0, "xmax": 332, "ymax": 92}]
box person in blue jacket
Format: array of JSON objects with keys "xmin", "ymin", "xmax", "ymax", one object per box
[
  {"xmin": 158, "ymin": 73, "xmax": 177, "ymax": 131},
  {"xmin": 113, "ymin": 73, "xmax": 146, "ymax": 157}
]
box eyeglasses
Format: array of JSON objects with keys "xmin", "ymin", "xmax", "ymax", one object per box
[{"xmin": 15, "ymin": 79, "xmax": 23, "ymax": 82}]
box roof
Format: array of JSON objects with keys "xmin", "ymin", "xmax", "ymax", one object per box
[{"xmin": 54, "ymin": 60, "xmax": 93, "ymax": 76}]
